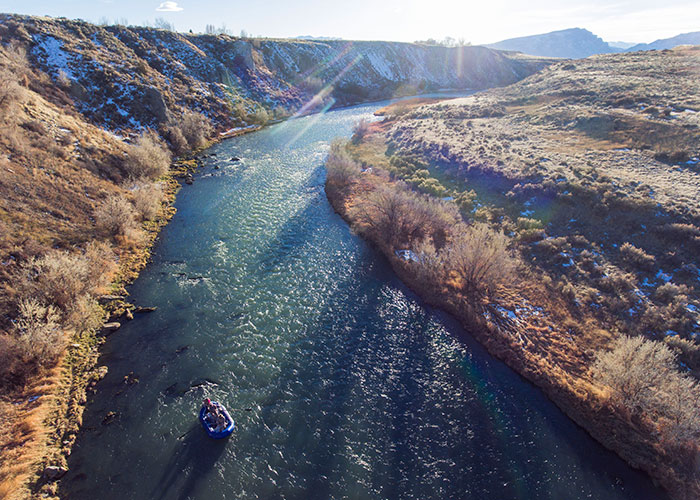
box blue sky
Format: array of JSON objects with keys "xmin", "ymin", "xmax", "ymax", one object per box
[{"xmin": 2, "ymin": 0, "xmax": 698, "ymax": 44}]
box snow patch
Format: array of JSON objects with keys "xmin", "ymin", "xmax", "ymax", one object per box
[{"xmin": 33, "ymin": 36, "xmax": 76, "ymax": 80}]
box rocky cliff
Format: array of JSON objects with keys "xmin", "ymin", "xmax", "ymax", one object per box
[{"xmin": 0, "ymin": 14, "xmax": 549, "ymax": 132}]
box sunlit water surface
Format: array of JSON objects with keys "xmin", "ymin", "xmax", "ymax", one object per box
[{"xmin": 62, "ymin": 99, "xmax": 666, "ymax": 500}]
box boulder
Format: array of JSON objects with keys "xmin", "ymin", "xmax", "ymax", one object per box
[
  {"xmin": 134, "ymin": 306, "xmax": 157, "ymax": 313},
  {"xmin": 98, "ymin": 294, "xmax": 123, "ymax": 304},
  {"xmin": 43, "ymin": 466, "xmax": 68, "ymax": 481},
  {"xmin": 102, "ymin": 322, "xmax": 121, "ymax": 334},
  {"xmin": 142, "ymin": 86, "xmax": 170, "ymax": 123},
  {"xmin": 102, "ymin": 411, "xmax": 119, "ymax": 425}
]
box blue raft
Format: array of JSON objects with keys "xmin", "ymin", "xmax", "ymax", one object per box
[{"xmin": 199, "ymin": 402, "xmax": 235, "ymax": 439}]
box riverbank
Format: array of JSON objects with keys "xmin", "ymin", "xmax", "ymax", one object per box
[
  {"xmin": 0, "ymin": 170, "xmax": 179, "ymax": 499},
  {"xmin": 324, "ymin": 98, "xmax": 699, "ymax": 498},
  {"xmin": 0, "ymin": 142, "xmax": 236, "ymax": 499}
]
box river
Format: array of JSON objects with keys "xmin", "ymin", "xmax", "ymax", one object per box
[{"xmin": 61, "ymin": 99, "xmax": 667, "ymax": 500}]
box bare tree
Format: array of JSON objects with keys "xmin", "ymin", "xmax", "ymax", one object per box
[{"xmin": 154, "ymin": 17, "xmax": 175, "ymax": 31}]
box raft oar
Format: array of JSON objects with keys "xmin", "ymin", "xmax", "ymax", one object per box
[{"xmin": 177, "ymin": 408, "xmax": 254, "ymax": 440}]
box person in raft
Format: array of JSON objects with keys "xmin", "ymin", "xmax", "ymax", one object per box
[
  {"xmin": 203, "ymin": 398, "xmax": 219, "ymax": 424},
  {"xmin": 203, "ymin": 398, "xmax": 228, "ymax": 432}
]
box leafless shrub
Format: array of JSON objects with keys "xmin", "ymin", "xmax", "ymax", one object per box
[
  {"xmin": 125, "ymin": 130, "xmax": 171, "ymax": 180},
  {"xmin": 0, "ymin": 334, "xmax": 21, "ymax": 380},
  {"xmin": 178, "ymin": 111, "xmax": 213, "ymax": 150},
  {"xmin": 325, "ymin": 140, "xmax": 362, "ymax": 186},
  {"xmin": 95, "ymin": 194, "xmax": 140, "ymax": 238},
  {"xmin": 0, "ymin": 68, "xmax": 23, "ymax": 113},
  {"xmin": 592, "ymin": 336, "xmax": 675, "ymax": 410},
  {"xmin": 351, "ymin": 119, "xmax": 371, "ymax": 144},
  {"xmin": 659, "ymin": 374, "xmax": 700, "ymax": 443},
  {"xmin": 249, "ymin": 107, "xmax": 270, "ymax": 125},
  {"xmin": 592, "ymin": 335, "xmax": 700, "ymax": 443},
  {"xmin": 13, "ymin": 244, "xmax": 114, "ymax": 313},
  {"xmin": 161, "ymin": 122, "xmax": 189, "ymax": 155},
  {"xmin": 65, "ymin": 295, "xmax": 104, "ymax": 335},
  {"xmin": 412, "ymin": 238, "xmax": 444, "ymax": 285},
  {"xmin": 441, "ymin": 223, "xmax": 517, "ymax": 299},
  {"xmin": 0, "ymin": 44, "xmax": 28, "ymax": 114},
  {"xmin": 13, "ymin": 298, "xmax": 65, "ymax": 364},
  {"xmin": 130, "ymin": 181, "xmax": 164, "ymax": 221},
  {"xmin": 349, "ymin": 179, "xmax": 461, "ymax": 250},
  {"xmin": 620, "ymin": 242, "xmax": 655, "ymax": 270}
]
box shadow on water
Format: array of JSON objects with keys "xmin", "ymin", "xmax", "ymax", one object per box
[
  {"xmin": 151, "ymin": 426, "xmax": 228, "ymax": 500},
  {"xmin": 255, "ymin": 164, "xmax": 327, "ymax": 274}
]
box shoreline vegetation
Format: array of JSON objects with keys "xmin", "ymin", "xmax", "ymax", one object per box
[
  {"xmin": 0, "ymin": 121, "xmax": 268, "ymax": 499},
  {"xmin": 0, "ymin": 28, "xmax": 259, "ymax": 495},
  {"xmin": 0, "ymin": 116, "xmax": 222, "ymax": 498},
  {"xmin": 325, "ymin": 48, "xmax": 700, "ymax": 500}
]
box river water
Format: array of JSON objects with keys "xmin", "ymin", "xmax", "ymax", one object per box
[{"xmin": 62, "ymin": 99, "xmax": 666, "ymax": 500}]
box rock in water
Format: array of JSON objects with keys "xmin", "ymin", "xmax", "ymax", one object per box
[
  {"xmin": 98, "ymin": 294, "xmax": 123, "ymax": 304},
  {"xmin": 43, "ymin": 466, "xmax": 68, "ymax": 480},
  {"xmin": 102, "ymin": 411, "xmax": 119, "ymax": 425},
  {"xmin": 101, "ymin": 322, "xmax": 121, "ymax": 335},
  {"xmin": 133, "ymin": 306, "xmax": 157, "ymax": 313}
]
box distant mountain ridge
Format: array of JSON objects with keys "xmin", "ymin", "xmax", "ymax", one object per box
[
  {"xmin": 485, "ymin": 28, "xmax": 620, "ymax": 59},
  {"xmin": 486, "ymin": 28, "xmax": 700, "ymax": 59},
  {"xmin": 627, "ymin": 31, "xmax": 700, "ymax": 51}
]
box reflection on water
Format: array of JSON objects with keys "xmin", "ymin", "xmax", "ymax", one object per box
[{"xmin": 62, "ymin": 99, "xmax": 667, "ymax": 500}]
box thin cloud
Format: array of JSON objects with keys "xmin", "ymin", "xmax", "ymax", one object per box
[{"xmin": 156, "ymin": 1, "xmax": 183, "ymax": 12}]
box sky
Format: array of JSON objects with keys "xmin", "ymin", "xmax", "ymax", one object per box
[{"xmin": 1, "ymin": 0, "xmax": 698, "ymax": 44}]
